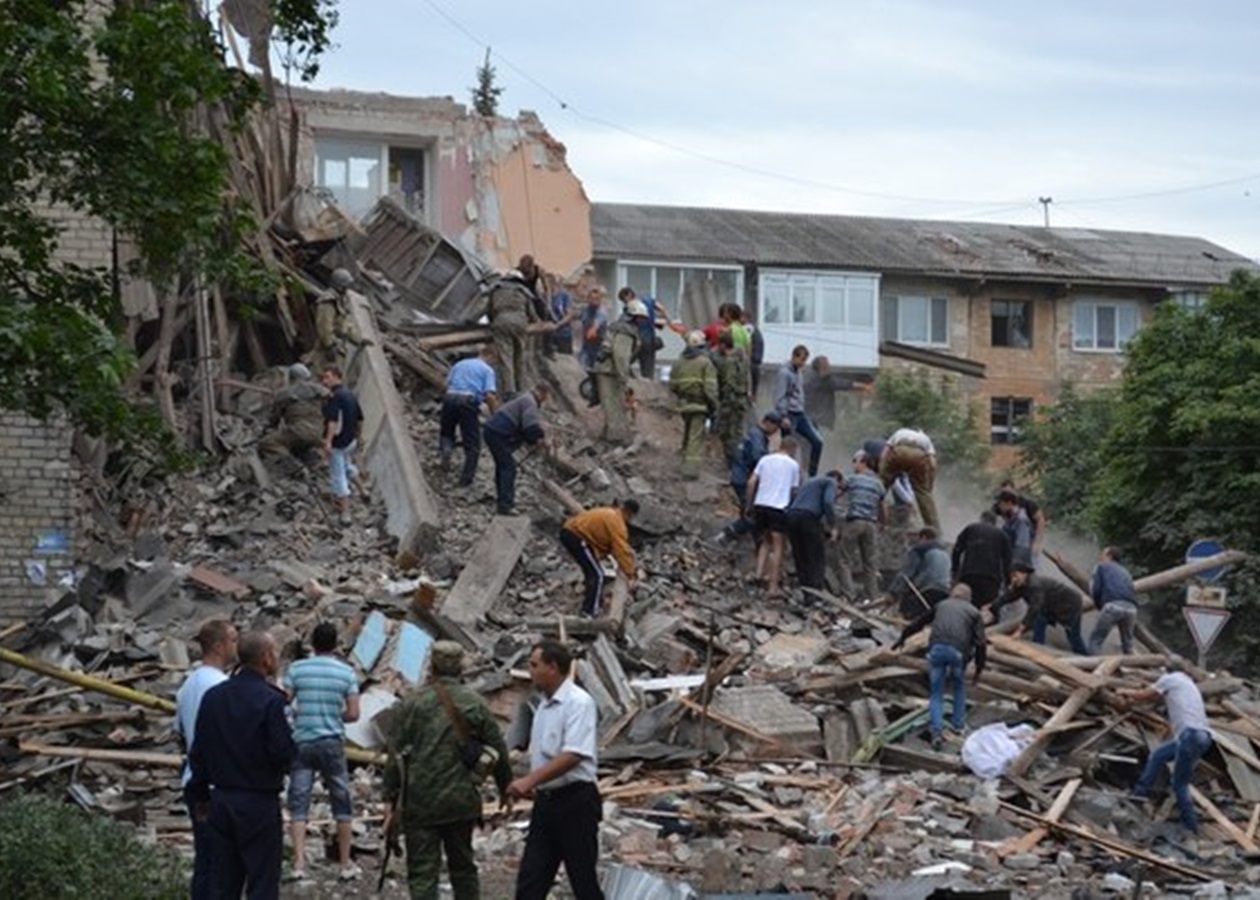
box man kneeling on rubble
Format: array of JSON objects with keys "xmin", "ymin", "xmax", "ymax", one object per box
[
  {"xmin": 893, "ymin": 583, "xmax": 987, "ymax": 750},
  {"xmin": 260, "ymin": 364, "xmax": 326, "ymax": 466}
]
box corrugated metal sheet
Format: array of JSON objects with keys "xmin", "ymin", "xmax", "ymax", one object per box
[{"xmin": 591, "ymin": 203, "xmax": 1256, "ymax": 287}]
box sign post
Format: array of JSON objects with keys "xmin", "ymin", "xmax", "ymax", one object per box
[{"xmin": 1182, "ymin": 540, "xmax": 1232, "ymax": 669}]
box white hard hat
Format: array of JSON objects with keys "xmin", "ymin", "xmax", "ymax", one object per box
[
  {"xmin": 686, "ymin": 330, "xmax": 706, "ymax": 348},
  {"xmin": 330, "ymin": 268, "xmax": 354, "ymax": 290},
  {"xmin": 625, "ymin": 299, "xmax": 649, "ymax": 318}
]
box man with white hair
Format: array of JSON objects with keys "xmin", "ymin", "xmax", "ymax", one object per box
[{"xmin": 668, "ymin": 330, "xmax": 718, "ymax": 477}]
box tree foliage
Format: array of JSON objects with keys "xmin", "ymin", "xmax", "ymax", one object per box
[
  {"xmin": 1016, "ymin": 381, "xmax": 1117, "ymax": 534},
  {"xmin": 471, "ymin": 46, "xmax": 504, "ymax": 117},
  {"xmin": 0, "ymin": 1, "xmax": 336, "ymax": 454}
]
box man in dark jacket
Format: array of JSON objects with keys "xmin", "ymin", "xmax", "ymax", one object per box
[
  {"xmin": 951, "ymin": 511, "xmax": 1012, "ymax": 608},
  {"xmin": 383, "ymin": 642, "xmax": 512, "ymax": 900},
  {"xmin": 483, "ymin": 383, "xmax": 551, "ymax": 515},
  {"xmin": 719, "ymin": 412, "xmax": 784, "ymax": 542},
  {"xmin": 894, "ymin": 584, "xmax": 987, "ymax": 750},
  {"xmin": 895, "ymin": 527, "xmax": 952, "ymax": 617},
  {"xmin": 188, "ymin": 631, "xmax": 295, "ymax": 900},
  {"xmin": 991, "ymin": 563, "xmax": 1088, "ymax": 654},
  {"xmin": 784, "ymin": 470, "xmax": 842, "ymax": 591},
  {"xmin": 1088, "ymin": 546, "xmax": 1140, "ymax": 654}
]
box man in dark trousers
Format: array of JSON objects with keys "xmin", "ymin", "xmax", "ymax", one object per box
[
  {"xmin": 383, "ymin": 642, "xmax": 513, "ymax": 899},
  {"xmin": 951, "ymin": 510, "xmax": 1012, "ymax": 608},
  {"xmin": 894, "ymin": 584, "xmax": 987, "ymax": 750},
  {"xmin": 482, "ymin": 382, "xmax": 551, "ymax": 515},
  {"xmin": 784, "ymin": 469, "xmax": 842, "ymax": 591},
  {"xmin": 991, "ymin": 563, "xmax": 1088, "ymax": 654},
  {"xmin": 188, "ymin": 631, "xmax": 295, "ymax": 900},
  {"xmin": 773, "ymin": 344, "xmax": 825, "ymax": 476},
  {"xmin": 439, "ymin": 345, "xmax": 499, "ymax": 487},
  {"xmin": 895, "ymin": 527, "xmax": 952, "ymax": 617},
  {"xmin": 510, "ymin": 640, "xmax": 604, "ymax": 900}
]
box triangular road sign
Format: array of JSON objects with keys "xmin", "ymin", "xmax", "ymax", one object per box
[{"xmin": 1182, "ymin": 606, "xmax": 1231, "ymax": 653}]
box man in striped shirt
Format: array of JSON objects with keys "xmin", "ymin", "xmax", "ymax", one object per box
[{"xmin": 283, "ymin": 623, "xmax": 361, "ymax": 882}]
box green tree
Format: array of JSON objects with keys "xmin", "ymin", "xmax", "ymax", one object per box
[
  {"xmin": 1016, "ymin": 381, "xmax": 1118, "ymax": 534},
  {"xmin": 0, "ymin": 1, "xmax": 337, "ymax": 454},
  {"xmin": 471, "ymin": 46, "xmax": 504, "ymax": 117}
]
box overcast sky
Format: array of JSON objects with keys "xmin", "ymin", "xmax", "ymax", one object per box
[{"xmin": 308, "ymin": 0, "xmax": 1260, "ymax": 259}]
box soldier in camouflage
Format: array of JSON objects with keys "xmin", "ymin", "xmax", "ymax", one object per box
[
  {"xmin": 592, "ymin": 300, "xmax": 645, "ymax": 444},
  {"xmin": 259, "ymin": 364, "xmax": 326, "ymax": 464},
  {"xmin": 382, "ymin": 642, "xmax": 512, "ymax": 900},
  {"xmin": 668, "ymin": 330, "xmax": 718, "ymax": 477},
  {"xmin": 711, "ymin": 330, "xmax": 751, "ymax": 466},
  {"xmin": 487, "ymin": 270, "xmax": 541, "ymax": 397}
]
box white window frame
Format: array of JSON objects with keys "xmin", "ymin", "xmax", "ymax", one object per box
[
  {"xmin": 882, "ymin": 295, "xmax": 949, "ymax": 347},
  {"xmin": 1072, "ymin": 299, "xmax": 1140, "ymax": 353},
  {"xmin": 615, "ymin": 260, "xmax": 745, "ymax": 320}
]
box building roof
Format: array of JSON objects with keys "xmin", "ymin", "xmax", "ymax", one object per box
[{"xmin": 591, "ymin": 203, "xmax": 1256, "ymax": 288}]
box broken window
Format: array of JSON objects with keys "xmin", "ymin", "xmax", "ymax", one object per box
[
  {"xmin": 1072, "ymin": 300, "xmax": 1139, "ymax": 351},
  {"xmin": 616, "ymin": 262, "xmax": 742, "ymax": 325},
  {"xmin": 991, "ymin": 396, "xmax": 1032, "ymax": 445},
  {"xmin": 991, "ymin": 299, "xmax": 1033, "ymax": 348},
  {"xmin": 387, "ymin": 147, "xmax": 426, "ymax": 219},
  {"xmin": 881, "ymin": 295, "xmax": 948, "ymax": 346}
]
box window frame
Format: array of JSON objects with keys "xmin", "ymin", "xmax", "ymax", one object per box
[
  {"xmin": 882, "ymin": 295, "xmax": 950, "ymax": 347},
  {"xmin": 990, "ymin": 396, "xmax": 1033, "ymax": 445},
  {"xmin": 758, "ymin": 270, "xmax": 880, "ymax": 330},
  {"xmin": 616, "ymin": 260, "xmax": 745, "ymax": 321},
  {"xmin": 1072, "ymin": 299, "xmax": 1140, "ymax": 353},
  {"xmin": 990, "ymin": 298, "xmax": 1034, "ymax": 349}
]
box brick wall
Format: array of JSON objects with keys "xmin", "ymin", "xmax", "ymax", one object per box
[{"xmin": 0, "ymin": 413, "xmax": 79, "ymax": 624}]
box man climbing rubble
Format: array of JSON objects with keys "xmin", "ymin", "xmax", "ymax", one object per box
[
  {"xmin": 592, "ymin": 299, "xmax": 645, "ymax": 444},
  {"xmin": 871, "ymin": 426, "xmax": 941, "ymax": 532},
  {"xmin": 990, "ymin": 562, "xmax": 1087, "ymax": 654},
  {"xmin": 483, "ymin": 383, "xmax": 552, "ymax": 516},
  {"xmin": 439, "ymin": 345, "xmax": 499, "ymax": 488},
  {"xmin": 668, "ymin": 329, "xmax": 718, "ymax": 478},
  {"xmin": 895, "ymin": 527, "xmax": 951, "ymax": 617},
  {"xmin": 559, "ymin": 499, "xmax": 639, "ymax": 618},
  {"xmin": 837, "ymin": 449, "xmax": 886, "ymax": 603},
  {"xmin": 712, "ymin": 330, "xmax": 751, "ymax": 466},
  {"xmin": 773, "ymin": 344, "xmax": 825, "ymax": 477},
  {"xmin": 314, "ymin": 268, "xmax": 363, "ymax": 366},
  {"xmin": 1088, "ymin": 546, "xmax": 1141, "ymax": 655},
  {"xmin": 260, "ymin": 363, "xmax": 326, "ymax": 466},
  {"xmin": 893, "ymin": 583, "xmax": 987, "ymax": 750},
  {"xmin": 951, "ymin": 510, "xmax": 1012, "ymax": 608},
  {"xmin": 321, "ymin": 365, "xmax": 365, "ymax": 519},
  {"xmin": 487, "ymin": 267, "xmax": 542, "ymax": 397}
]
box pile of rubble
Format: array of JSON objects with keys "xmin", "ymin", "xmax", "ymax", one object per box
[{"xmin": 5, "ymin": 204, "xmax": 1260, "ymax": 900}]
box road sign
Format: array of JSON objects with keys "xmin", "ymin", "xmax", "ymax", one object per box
[
  {"xmin": 1182, "ymin": 606, "xmax": 1231, "ymax": 655},
  {"xmin": 1186, "ymin": 584, "xmax": 1228, "ymax": 608},
  {"xmin": 1186, "ymin": 539, "xmax": 1229, "ymax": 584}
]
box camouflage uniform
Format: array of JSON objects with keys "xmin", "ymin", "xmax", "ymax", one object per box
[
  {"xmin": 591, "ymin": 319, "xmax": 640, "ymax": 444},
  {"xmin": 487, "ymin": 278, "xmax": 538, "ymax": 397},
  {"xmin": 668, "ymin": 348, "xmax": 718, "ymax": 476},
  {"xmin": 383, "ymin": 676, "xmax": 512, "ymax": 900},
  {"xmin": 313, "ymin": 287, "xmax": 362, "ymax": 366},
  {"xmin": 259, "ymin": 381, "xmax": 325, "ymax": 460},
  {"xmin": 712, "ymin": 348, "xmax": 751, "ymax": 465}
]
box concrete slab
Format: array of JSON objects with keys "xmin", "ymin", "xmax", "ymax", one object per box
[
  {"xmin": 708, "ymin": 685, "xmax": 821, "ymax": 750},
  {"xmin": 392, "ymin": 621, "xmax": 432, "ymax": 685},
  {"xmin": 439, "ymin": 515, "xmax": 531, "ymax": 626},
  {"xmin": 352, "ymin": 610, "xmax": 389, "ymax": 671},
  {"xmin": 344, "ymin": 685, "xmax": 398, "ymax": 750},
  {"xmin": 344, "ymin": 291, "xmax": 441, "ymax": 559}
]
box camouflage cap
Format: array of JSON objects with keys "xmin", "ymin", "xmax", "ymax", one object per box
[{"xmin": 431, "ymin": 640, "xmax": 465, "ymax": 675}]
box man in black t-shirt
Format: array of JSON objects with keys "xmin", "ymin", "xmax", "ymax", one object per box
[{"xmin": 320, "ymin": 366, "xmax": 364, "ymax": 517}]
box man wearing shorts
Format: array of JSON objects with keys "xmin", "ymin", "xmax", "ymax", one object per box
[{"xmin": 745, "ymin": 437, "xmax": 801, "ymax": 599}]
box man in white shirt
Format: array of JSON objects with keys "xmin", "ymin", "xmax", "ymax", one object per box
[
  {"xmin": 174, "ymin": 619, "xmax": 239, "ymax": 900},
  {"xmin": 745, "ymin": 436, "xmax": 801, "ymax": 599},
  {"xmin": 509, "ymin": 640, "xmax": 603, "ymax": 900},
  {"xmin": 1122, "ymin": 661, "xmax": 1213, "ymax": 834}
]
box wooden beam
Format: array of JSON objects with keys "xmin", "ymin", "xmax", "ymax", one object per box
[
  {"xmin": 998, "ymin": 778, "xmax": 1081, "ymax": 857},
  {"xmin": 19, "ymin": 742, "xmax": 182, "ymax": 769},
  {"xmin": 1191, "ymin": 785, "xmax": 1260, "ymax": 853},
  {"xmin": 989, "ymin": 633, "xmax": 1103, "ymax": 690},
  {"xmin": 1007, "ymin": 657, "xmax": 1121, "ymax": 777}
]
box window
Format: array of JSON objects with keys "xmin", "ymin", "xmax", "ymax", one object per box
[
  {"xmin": 991, "ymin": 397, "xmax": 1032, "ymax": 445},
  {"xmin": 881, "ymin": 295, "xmax": 948, "ymax": 346},
  {"xmin": 1073, "ymin": 300, "xmax": 1139, "ymax": 351},
  {"xmin": 1171, "ymin": 290, "xmax": 1209, "ymax": 312},
  {"xmin": 315, "ymin": 138, "xmax": 385, "ymax": 219},
  {"xmin": 618, "ymin": 263, "xmax": 743, "ymax": 322},
  {"xmin": 991, "ymin": 299, "xmax": 1032, "ymax": 348},
  {"xmin": 760, "ymin": 272, "xmax": 879, "ymax": 328}
]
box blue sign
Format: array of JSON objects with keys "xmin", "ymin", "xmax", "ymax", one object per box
[{"xmin": 1186, "ymin": 539, "xmax": 1229, "ymax": 584}]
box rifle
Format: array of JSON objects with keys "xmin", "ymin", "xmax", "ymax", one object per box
[{"xmin": 377, "ymin": 749, "xmax": 409, "ymax": 894}]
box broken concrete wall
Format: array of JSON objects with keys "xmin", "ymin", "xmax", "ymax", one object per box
[
  {"xmin": 286, "ymin": 87, "xmax": 591, "ymax": 278},
  {"xmin": 0, "ymin": 412, "xmax": 79, "ymax": 624}
]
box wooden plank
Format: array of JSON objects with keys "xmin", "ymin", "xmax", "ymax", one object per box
[
  {"xmin": 19, "ymin": 742, "xmax": 183, "ymax": 769},
  {"xmin": 440, "ymin": 515, "xmax": 532, "ymax": 625},
  {"xmin": 1190, "ymin": 785, "xmax": 1260, "ymax": 852},
  {"xmin": 188, "ymin": 565, "xmax": 252, "ymax": 600},
  {"xmin": 998, "ymin": 777, "xmax": 1081, "ymax": 857},
  {"xmin": 988, "ymin": 633, "xmax": 1103, "ymax": 690},
  {"xmin": 591, "ymin": 635, "xmax": 636, "ymax": 712},
  {"xmin": 1246, "ymin": 803, "xmax": 1260, "ymax": 843},
  {"xmin": 1007, "ymin": 656, "xmax": 1122, "ymax": 777}
]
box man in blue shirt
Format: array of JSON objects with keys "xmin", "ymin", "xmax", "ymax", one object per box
[
  {"xmin": 839, "ymin": 451, "xmax": 887, "ymax": 602},
  {"xmin": 578, "ymin": 287, "xmax": 609, "ymax": 370},
  {"xmin": 483, "ymin": 383, "xmax": 552, "ymax": 515},
  {"xmin": 996, "ymin": 489, "xmax": 1033, "ymax": 569},
  {"xmin": 175, "ymin": 619, "xmax": 238, "ymax": 900},
  {"xmin": 545, "ymin": 275, "xmax": 576, "ymax": 357},
  {"xmin": 1088, "ymin": 546, "xmax": 1140, "ymax": 654},
  {"xmin": 784, "ymin": 470, "xmax": 841, "ymax": 590},
  {"xmin": 440, "ymin": 345, "xmax": 499, "ymax": 488},
  {"xmin": 284, "ymin": 623, "xmax": 361, "ymax": 882},
  {"xmin": 717, "ymin": 412, "xmax": 786, "ymax": 542},
  {"xmin": 189, "ymin": 631, "xmax": 295, "ymax": 900},
  {"xmin": 774, "ymin": 345, "xmax": 825, "ymax": 477}
]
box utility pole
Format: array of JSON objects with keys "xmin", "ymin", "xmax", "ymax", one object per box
[{"xmin": 1038, "ymin": 196, "xmax": 1053, "ymax": 228}]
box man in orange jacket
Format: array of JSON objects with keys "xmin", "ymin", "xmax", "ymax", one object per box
[{"xmin": 559, "ymin": 499, "xmax": 640, "ymax": 618}]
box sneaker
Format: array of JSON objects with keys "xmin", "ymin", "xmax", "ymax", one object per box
[
  {"xmin": 285, "ymin": 868, "xmax": 309, "ymax": 883},
  {"xmin": 930, "ymin": 734, "xmax": 944, "ymax": 751},
  {"xmin": 338, "ymin": 863, "xmax": 363, "ymax": 881}
]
